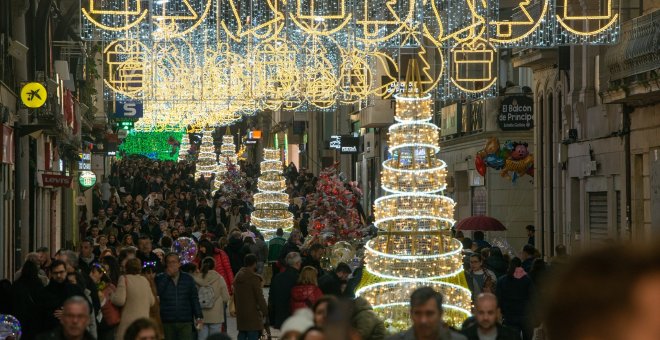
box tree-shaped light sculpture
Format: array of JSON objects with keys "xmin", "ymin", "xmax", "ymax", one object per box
[
  {"xmin": 251, "ymin": 148, "xmax": 293, "ymax": 239},
  {"xmin": 214, "ymin": 128, "xmax": 239, "ymax": 192},
  {"xmin": 178, "ymin": 133, "xmax": 190, "ymax": 162},
  {"xmin": 356, "ymin": 60, "xmax": 471, "ymax": 330},
  {"xmin": 195, "ymin": 128, "xmax": 217, "ymax": 181}
]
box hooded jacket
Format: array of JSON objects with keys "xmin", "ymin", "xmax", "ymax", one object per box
[
  {"xmin": 233, "ymin": 267, "xmax": 268, "ymax": 331},
  {"xmin": 193, "ymin": 270, "xmax": 230, "ymax": 324},
  {"xmin": 352, "ymin": 297, "xmax": 386, "ymax": 340}
]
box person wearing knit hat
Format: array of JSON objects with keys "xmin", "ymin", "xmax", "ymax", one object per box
[{"xmin": 280, "ymin": 308, "xmax": 314, "ymax": 340}]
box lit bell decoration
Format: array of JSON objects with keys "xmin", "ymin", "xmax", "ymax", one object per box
[
  {"xmin": 195, "ymin": 128, "xmax": 218, "ymax": 180},
  {"xmin": 251, "ymin": 147, "xmax": 294, "ymax": 240},
  {"xmin": 356, "ymin": 60, "xmax": 471, "ymax": 330}
]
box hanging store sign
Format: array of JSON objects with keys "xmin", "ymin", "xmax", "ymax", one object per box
[
  {"xmin": 114, "ymin": 100, "xmax": 143, "ymax": 118},
  {"xmin": 42, "ymin": 174, "xmax": 73, "ymax": 188},
  {"xmin": 79, "ymin": 171, "xmax": 97, "ymax": 189},
  {"xmin": 20, "ymin": 82, "xmax": 48, "ymax": 108},
  {"xmin": 329, "ymin": 135, "xmax": 360, "ymax": 154},
  {"xmin": 498, "ymin": 96, "xmax": 534, "ymax": 131}
]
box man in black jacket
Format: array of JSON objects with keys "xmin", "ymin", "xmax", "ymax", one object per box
[
  {"xmin": 461, "ymin": 293, "xmax": 521, "ymax": 340},
  {"xmin": 268, "ymin": 251, "xmax": 301, "ymax": 329},
  {"xmin": 155, "ymin": 252, "xmax": 203, "ymax": 340},
  {"xmin": 318, "ymin": 262, "xmax": 352, "ymax": 297}
]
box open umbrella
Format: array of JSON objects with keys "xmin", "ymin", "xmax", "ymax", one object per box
[{"xmin": 455, "ymin": 215, "xmax": 506, "ymax": 231}]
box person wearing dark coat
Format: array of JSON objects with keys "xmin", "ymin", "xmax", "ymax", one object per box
[
  {"xmin": 225, "ymin": 232, "xmax": 250, "ymax": 275},
  {"xmin": 277, "ymin": 230, "xmax": 302, "ymax": 268},
  {"xmin": 461, "ymin": 293, "xmax": 522, "ymax": 340},
  {"xmin": 233, "ymin": 254, "xmax": 268, "ymax": 340},
  {"xmin": 12, "ymin": 261, "xmax": 45, "ymax": 340},
  {"xmin": 496, "ymin": 258, "xmax": 534, "ymax": 340},
  {"xmin": 40, "ymin": 261, "xmax": 86, "ymax": 332},
  {"xmin": 155, "ymin": 253, "xmax": 204, "ymax": 340},
  {"xmin": 36, "ymin": 297, "xmax": 96, "ymax": 340},
  {"xmin": 485, "ymin": 247, "xmax": 508, "ymax": 278},
  {"xmin": 268, "ymin": 252, "xmax": 301, "ymax": 329},
  {"xmin": 318, "ymin": 262, "xmax": 352, "ymax": 297},
  {"xmin": 300, "ymin": 243, "xmax": 325, "ymax": 278}
]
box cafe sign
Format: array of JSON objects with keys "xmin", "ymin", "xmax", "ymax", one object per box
[
  {"xmin": 498, "ymin": 96, "xmax": 534, "ymax": 131},
  {"xmin": 79, "ymin": 171, "xmax": 97, "ymax": 189}
]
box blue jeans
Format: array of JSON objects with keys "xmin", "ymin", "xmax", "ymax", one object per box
[
  {"xmin": 198, "ymin": 323, "xmax": 222, "ymax": 340},
  {"xmin": 237, "ymin": 331, "xmax": 260, "ymax": 340}
]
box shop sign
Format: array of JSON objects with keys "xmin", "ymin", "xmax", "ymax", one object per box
[
  {"xmin": 42, "ymin": 174, "xmax": 73, "ymax": 187},
  {"xmin": 79, "ymin": 171, "xmax": 97, "ymax": 189},
  {"xmin": 498, "ymin": 96, "xmax": 534, "ymax": 131},
  {"xmin": 114, "ymin": 100, "xmax": 143, "ymax": 118},
  {"xmin": 329, "ymin": 135, "xmax": 360, "ymax": 154},
  {"xmin": 20, "ymin": 82, "xmax": 47, "ymax": 108}
]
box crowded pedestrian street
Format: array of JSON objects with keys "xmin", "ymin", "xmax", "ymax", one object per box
[{"xmin": 1, "ymin": 0, "xmax": 660, "ymax": 340}]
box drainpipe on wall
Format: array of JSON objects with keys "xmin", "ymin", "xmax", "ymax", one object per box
[{"xmin": 623, "ymin": 104, "xmax": 632, "ymax": 240}]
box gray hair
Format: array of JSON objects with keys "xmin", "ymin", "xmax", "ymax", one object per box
[
  {"xmin": 61, "ymin": 250, "xmax": 79, "ymax": 270},
  {"xmin": 63, "ymin": 296, "xmax": 90, "ymax": 313},
  {"xmin": 285, "ymin": 252, "xmax": 302, "ymax": 267}
]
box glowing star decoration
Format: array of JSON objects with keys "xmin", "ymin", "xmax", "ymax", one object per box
[
  {"xmin": 290, "ymin": 0, "xmax": 352, "ymax": 36},
  {"xmin": 151, "ymin": 0, "xmax": 212, "ymax": 39},
  {"xmin": 356, "ymin": 60, "xmax": 471, "ymax": 331},
  {"xmin": 219, "ymin": 0, "xmax": 285, "ymax": 42},
  {"xmin": 82, "ymin": 0, "xmax": 148, "ymax": 32},
  {"xmin": 450, "ymin": 37, "xmax": 497, "ymax": 93},
  {"xmin": 251, "ymin": 148, "xmax": 294, "ymax": 239},
  {"xmin": 555, "ymin": 0, "xmax": 619, "ymax": 41},
  {"xmin": 103, "ymin": 39, "xmax": 148, "ymax": 97},
  {"xmin": 354, "ymin": 0, "xmax": 415, "ymax": 43}
]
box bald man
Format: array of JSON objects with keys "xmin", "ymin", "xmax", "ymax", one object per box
[{"xmin": 461, "ymin": 293, "xmax": 521, "ymax": 340}]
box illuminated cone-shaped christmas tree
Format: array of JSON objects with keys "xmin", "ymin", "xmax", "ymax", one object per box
[
  {"xmin": 178, "ymin": 133, "xmax": 190, "ymax": 162},
  {"xmin": 195, "ymin": 128, "xmax": 218, "ymax": 180},
  {"xmin": 356, "ymin": 61, "xmax": 471, "ymax": 330},
  {"xmin": 214, "ymin": 127, "xmax": 240, "ymax": 192},
  {"xmin": 251, "ymin": 147, "xmax": 293, "ymax": 239}
]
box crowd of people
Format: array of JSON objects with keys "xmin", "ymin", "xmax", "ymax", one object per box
[{"xmin": 1, "ymin": 156, "xmax": 659, "ymax": 340}]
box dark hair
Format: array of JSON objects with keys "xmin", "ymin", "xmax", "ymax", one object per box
[
  {"xmin": 161, "ymin": 236, "xmax": 173, "ymax": 248},
  {"xmin": 309, "ymin": 243, "xmax": 325, "ymax": 252},
  {"xmin": 244, "ymin": 254, "xmax": 257, "ymax": 267},
  {"xmin": 313, "ymin": 295, "xmax": 338, "ymax": 314},
  {"xmin": 198, "ymin": 239, "xmax": 215, "ymax": 257},
  {"xmin": 410, "ymin": 286, "xmax": 443, "ymax": 312},
  {"xmin": 164, "ymin": 252, "xmax": 179, "ymax": 263},
  {"xmin": 125, "ymin": 258, "xmax": 143, "ymax": 275},
  {"xmin": 37, "ymin": 246, "xmax": 49, "ymax": 253},
  {"xmin": 276, "ymin": 228, "xmax": 284, "ymax": 236},
  {"xmin": 123, "ymin": 318, "xmax": 159, "ymax": 340},
  {"xmin": 490, "ymin": 246, "xmax": 503, "ymax": 258},
  {"xmin": 470, "ymin": 253, "xmax": 483, "ymax": 262},
  {"xmin": 50, "ymin": 259, "xmax": 66, "ymax": 272},
  {"xmin": 543, "ymin": 244, "xmax": 660, "ymax": 340},
  {"xmin": 462, "ymin": 237, "xmax": 473, "ymax": 250},
  {"xmin": 526, "ymin": 225, "xmax": 535, "ymax": 232},
  {"xmin": 522, "ymin": 244, "xmax": 536, "ymax": 256},
  {"xmin": 18, "ymin": 260, "xmax": 40, "ymax": 285},
  {"xmin": 201, "ymin": 257, "xmax": 215, "ymax": 278},
  {"xmin": 138, "ymin": 235, "xmax": 152, "ymax": 242},
  {"xmin": 507, "ymin": 257, "xmax": 522, "ymax": 277},
  {"xmin": 300, "ymin": 326, "xmax": 325, "ymax": 339},
  {"xmin": 473, "ymin": 231, "xmax": 485, "ymax": 241},
  {"xmin": 335, "ymin": 262, "xmax": 352, "ymax": 274},
  {"xmin": 181, "ymin": 262, "xmax": 197, "ymax": 273},
  {"xmin": 102, "ymin": 255, "xmax": 120, "ymax": 285}
]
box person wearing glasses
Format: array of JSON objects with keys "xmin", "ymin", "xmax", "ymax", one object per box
[{"xmin": 40, "ymin": 260, "xmax": 87, "ymax": 333}]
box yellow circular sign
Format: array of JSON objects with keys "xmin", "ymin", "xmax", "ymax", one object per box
[{"xmin": 20, "ymin": 82, "xmax": 47, "ymax": 108}]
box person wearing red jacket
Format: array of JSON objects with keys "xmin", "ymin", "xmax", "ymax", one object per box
[
  {"xmin": 194, "ymin": 239, "xmax": 235, "ymax": 295},
  {"xmin": 290, "ymin": 266, "xmax": 324, "ymax": 312}
]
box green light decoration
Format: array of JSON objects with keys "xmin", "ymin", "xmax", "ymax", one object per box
[
  {"xmin": 79, "ymin": 171, "xmax": 97, "ymax": 190},
  {"xmin": 118, "ymin": 130, "xmax": 184, "ymax": 161}
]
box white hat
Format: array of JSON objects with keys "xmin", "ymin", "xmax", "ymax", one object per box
[{"xmin": 280, "ymin": 308, "xmax": 314, "ymax": 336}]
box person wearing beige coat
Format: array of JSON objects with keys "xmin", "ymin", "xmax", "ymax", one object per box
[
  {"xmin": 111, "ymin": 258, "xmax": 155, "ymax": 340},
  {"xmin": 193, "ymin": 257, "xmax": 231, "ymax": 340}
]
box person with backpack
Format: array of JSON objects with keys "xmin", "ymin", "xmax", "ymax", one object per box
[{"xmin": 193, "ymin": 257, "xmax": 230, "ymax": 340}]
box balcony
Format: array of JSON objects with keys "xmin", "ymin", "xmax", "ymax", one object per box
[{"xmin": 602, "ymin": 9, "xmax": 660, "ymax": 106}]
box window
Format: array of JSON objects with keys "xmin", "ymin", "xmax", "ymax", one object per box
[
  {"xmin": 472, "ymin": 186, "xmax": 487, "ymax": 216},
  {"xmin": 588, "ymin": 191, "xmax": 609, "ymax": 241}
]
